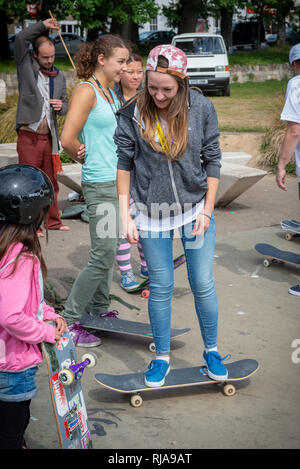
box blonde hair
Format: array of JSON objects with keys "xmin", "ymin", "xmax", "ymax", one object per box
[{"xmin": 136, "ymin": 55, "xmax": 189, "ymax": 161}]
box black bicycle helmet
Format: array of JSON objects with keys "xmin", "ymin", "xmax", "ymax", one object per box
[{"xmin": 0, "ymin": 164, "xmax": 54, "ymax": 226}]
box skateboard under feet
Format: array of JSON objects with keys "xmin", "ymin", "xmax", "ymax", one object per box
[{"xmin": 94, "ymin": 359, "xmax": 259, "ymax": 407}]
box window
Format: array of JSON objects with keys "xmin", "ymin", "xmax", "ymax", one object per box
[{"xmin": 150, "ymin": 16, "xmax": 157, "ymax": 31}]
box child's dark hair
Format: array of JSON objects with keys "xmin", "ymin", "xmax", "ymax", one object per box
[
  {"xmin": 0, "ymin": 220, "xmax": 47, "ymax": 281},
  {"xmin": 75, "ymin": 34, "xmax": 128, "ymax": 80}
]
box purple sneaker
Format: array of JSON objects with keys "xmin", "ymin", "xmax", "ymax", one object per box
[{"xmin": 69, "ymin": 322, "xmax": 101, "ymax": 347}]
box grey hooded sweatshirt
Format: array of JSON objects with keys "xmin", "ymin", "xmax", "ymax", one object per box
[{"xmin": 115, "ymin": 88, "xmax": 221, "ymax": 219}]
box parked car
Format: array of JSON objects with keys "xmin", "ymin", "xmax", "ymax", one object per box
[
  {"xmin": 232, "ymin": 21, "xmax": 265, "ymax": 49},
  {"xmin": 139, "ymin": 30, "xmax": 176, "ymax": 48},
  {"xmin": 172, "ymin": 33, "xmax": 230, "ymax": 96},
  {"xmin": 286, "ymin": 28, "xmax": 300, "ymax": 46},
  {"xmin": 50, "ymin": 33, "xmax": 84, "ymax": 57},
  {"xmin": 265, "ymin": 33, "xmax": 278, "ymax": 46}
]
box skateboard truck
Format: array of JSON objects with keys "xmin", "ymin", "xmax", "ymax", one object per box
[{"xmin": 59, "ymin": 352, "xmax": 97, "ymax": 386}]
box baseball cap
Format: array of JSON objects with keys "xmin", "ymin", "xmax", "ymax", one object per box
[
  {"xmin": 146, "ymin": 45, "xmax": 188, "ymax": 79},
  {"xmin": 289, "ymin": 44, "xmax": 300, "ymax": 64}
]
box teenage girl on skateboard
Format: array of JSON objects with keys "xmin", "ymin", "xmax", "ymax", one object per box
[
  {"xmin": 116, "ymin": 45, "xmax": 229, "ymax": 387},
  {"xmin": 0, "ymin": 165, "xmax": 67, "ymax": 449},
  {"xmin": 60, "ymin": 35, "xmax": 129, "ymax": 346}
]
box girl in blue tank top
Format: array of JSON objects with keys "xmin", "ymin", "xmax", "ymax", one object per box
[{"xmin": 60, "ymin": 36, "xmax": 129, "ymax": 345}]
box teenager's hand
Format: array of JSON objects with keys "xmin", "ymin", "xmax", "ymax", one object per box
[
  {"xmin": 276, "ymin": 167, "xmax": 287, "ymax": 191},
  {"xmin": 43, "ymin": 18, "xmax": 59, "ymax": 31},
  {"xmin": 192, "ymin": 211, "xmax": 211, "ymax": 236},
  {"xmin": 122, "ymin": 215, "xmax": 139, "ymax": 244},
  {"xmin": 77, "ymin": 144, "xmax": 85, "ymax": 160}
]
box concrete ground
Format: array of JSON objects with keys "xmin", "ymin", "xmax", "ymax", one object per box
[{"xmin": 26, "ymin": 174, "xmax": 300, "ymax": 449}]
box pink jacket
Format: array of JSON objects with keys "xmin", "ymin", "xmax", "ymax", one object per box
[{"xmin": 0, "ymin": 242, "xmax": 60, "ymax": 372}]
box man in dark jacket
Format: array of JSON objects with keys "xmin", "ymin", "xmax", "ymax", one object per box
[{"xmin": 15, "ymin": 17, "xmax": 69, "ymax": 233}]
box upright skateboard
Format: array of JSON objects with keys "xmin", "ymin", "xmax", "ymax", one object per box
[
  {"xmin": 255, "ymin": 243, "xmax": 300, "ymax": 268},
  {"xmin": 94, "ymin": 359, "xmax": 259, "ymax": 407},
  {"xmin": 42, "ymin": 322, "xmax": 96, "ymax": 449},
  {"xmin": 123, "ymin": 253, "xmax": 186, "ymax": 297},
  {"xmin": 281, "ymin": 219, "xmax": 300, "ymax": 241},
  {"xmin": 80, "ymin": 311, "xmax": 190, "ymax": 352}
]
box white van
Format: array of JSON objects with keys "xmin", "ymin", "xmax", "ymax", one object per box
[{"xmin": 171, "ymin": 33, "xmax": 230, "ymax": 96}]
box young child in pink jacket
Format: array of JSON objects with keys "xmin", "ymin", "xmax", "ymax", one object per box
[{"xmin": 0, "ymin": 164, "xmax": 67, "ymax": 449}]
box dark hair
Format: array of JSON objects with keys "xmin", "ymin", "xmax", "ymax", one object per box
[
  {"xmin": 75, "ymin": 34, "xmax": 128, "ymax": 80},
  {"xmin": 32, "ymin": 35, "xmax": 55, "ymax": 55},
  {"xmin": 127, "ymin": 52, "xmax": 143, "ymax": 65},
  {"xmin": 0, "ymin": 221, "xmax": 47, "ymax": 281}
]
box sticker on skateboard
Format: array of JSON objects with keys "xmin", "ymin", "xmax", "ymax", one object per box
[
  {"xmin": 122, "ymin": 253, "xmax": 186, "ymax": 296},
  {"xmin": 281, "ymin": 219, "xmax": 300, "ymax": 241},
  {"xmin": 42, "ymin": 322, "xmax": 96, "ymax": 449},
  {"xmin": 80, "ymin": 311, "xmax": 190, "ymax": 352},
  {"xmin": 94, "ymin": 359, "xmax": 259, "ymax": 407},
  {"xmin": 255, "ymin": 243, "xmax": 300, "ymax": 268}
]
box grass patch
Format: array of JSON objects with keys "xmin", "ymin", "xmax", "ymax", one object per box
[
  {"xmin": 229, "ymin": 45, "xmax": 290, "ymax": 66},
  {"xmin": 210, "ymin": 79, "xmax": 288, "ymax": 133}
]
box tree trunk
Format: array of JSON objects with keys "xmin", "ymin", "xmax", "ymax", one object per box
[
  {"xmin": 0, "ymin": 10, "xmax": 11, "ymax": 60},
  {"xmin": 220, "ymin": 6, "xmax": 233, "ymax": 50},
  {"xmin": 111, "ymin": 18, "xmax": 139, "ymax": 45},
  {"xmin": 179, "ymin": 0, "xmax": 203, "ymax": 34},
  {"xmin": 277, "ymin": 14, "xmax": 286, "ymax": 47}
]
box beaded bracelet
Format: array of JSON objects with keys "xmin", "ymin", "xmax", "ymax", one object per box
[{"xmin": 203, "ymin": 213, "xmax": 211, "ymax": 220}]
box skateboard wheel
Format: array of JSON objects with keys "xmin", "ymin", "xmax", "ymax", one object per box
[
  {"xmin": 141, "ymin": 289, "xmax": 149, "ymax": 298},
  {"xmin": 149, "ymin": 342, "xmax": 156, "ymax": 353},
  {"xmin": 285, "ymin": 233, "xmax": 293, "ymax": 241},
  {"xmin": 58, "ymin": 369, "xmax": 74, "ymax": 386},
  {"xmin": 223, "ymin": 384, "xmax": 236, "ymax": 396},
  {"xmin": 263, "ymin": 259, "xmax": 270, "ymax": 267},
  {"xmin": 130, "ymin": 394, "xmax": 143, "ymax": 408},
  {"xmin": 82, "ymin": 352, "xmax": 97, "ymax": 368}
]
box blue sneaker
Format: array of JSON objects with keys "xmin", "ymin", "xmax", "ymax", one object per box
[
  {"xmin": 120, "ymin": 270, "xmax": 139, "ymax": 291},
  {"xmin": 145, "ymin": 359, "xmax": 170, "ymax": 387},
  {"xmin": 289, "ymin": 284, "xmax": 300, "ymax": 296},
  {"xmin": 203, "ymin": 351, "xmax": 230, "ymax": 381},
  {"xmin": 140, "ymin": 267, "xmax": 149, "ymax": 278}
]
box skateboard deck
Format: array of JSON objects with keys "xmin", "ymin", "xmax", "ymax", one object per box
[
  {"xmin": 80, "ymin": 312, "xmax": 190, "ymax": 352},
  {"xmin": 281, "ymin": 219, "xmax": 300, "ymax": 241},
  {"xmin": 42, "ymin": 322, "xmax": 95, "ymax": 449},
  {"xmin": 124, "ymin": 253, "xmax": 186, "ymax": 294},
  {"xmin": 255, "ymin": 243, "xmax": 300, "ymax": 268},
  {"xmin": 94, "ymin": 359, "xmax": 259, "ymax": 407}
]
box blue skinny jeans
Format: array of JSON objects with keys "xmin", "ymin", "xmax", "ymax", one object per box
[{"xmin": 139, "ymin": 215, "xmax": 218, "ymax": 355}]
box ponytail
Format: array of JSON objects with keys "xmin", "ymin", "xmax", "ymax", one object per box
[{"xmin": 75, "ymin": 34, "xmax": 128, "ymax": 80}]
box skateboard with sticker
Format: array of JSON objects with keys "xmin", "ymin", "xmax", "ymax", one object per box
[
  {"xmin": 80, "ymin": 311, "xmax": 190, "ymax": 353},
  {"xmin": 281, "ymin": 219, "xmax": 300, "ymax": 241},
  {"xmin": 255, "ymin": 243, "xmax": 300, "ymax": 268},
  {"xmin": 94, "ymin": 359, "xmax": 259, "ymax": 407},
  {"xmin": 123, "ymin": 253, "xmax": 186, "ymax": 297},
  {"xmin": 41, "ymin": 322, "xmax": 96, "ymax": 449}
]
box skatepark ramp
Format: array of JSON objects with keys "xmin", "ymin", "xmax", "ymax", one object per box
[{"xmin": 0, "ymin": 145, "xmax": 266, "ymax": 208}]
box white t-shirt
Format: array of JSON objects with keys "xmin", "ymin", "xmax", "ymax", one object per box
[
  {"xmin": 280, "ymin": 75, "xmax": 300, "ymax": 182},
  {"xmin": 28, "ymin": 72, "xmax": 51, "ymax": 132}
]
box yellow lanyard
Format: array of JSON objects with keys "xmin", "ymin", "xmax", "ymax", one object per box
[{"xmin": 155, "ymin": 111, "xmax": 169, "ymax": 154}]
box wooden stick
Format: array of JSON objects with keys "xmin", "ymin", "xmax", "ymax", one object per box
[{"xmin": 48, "ymin": 10, "xmax": 76, "ymax": 71}]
